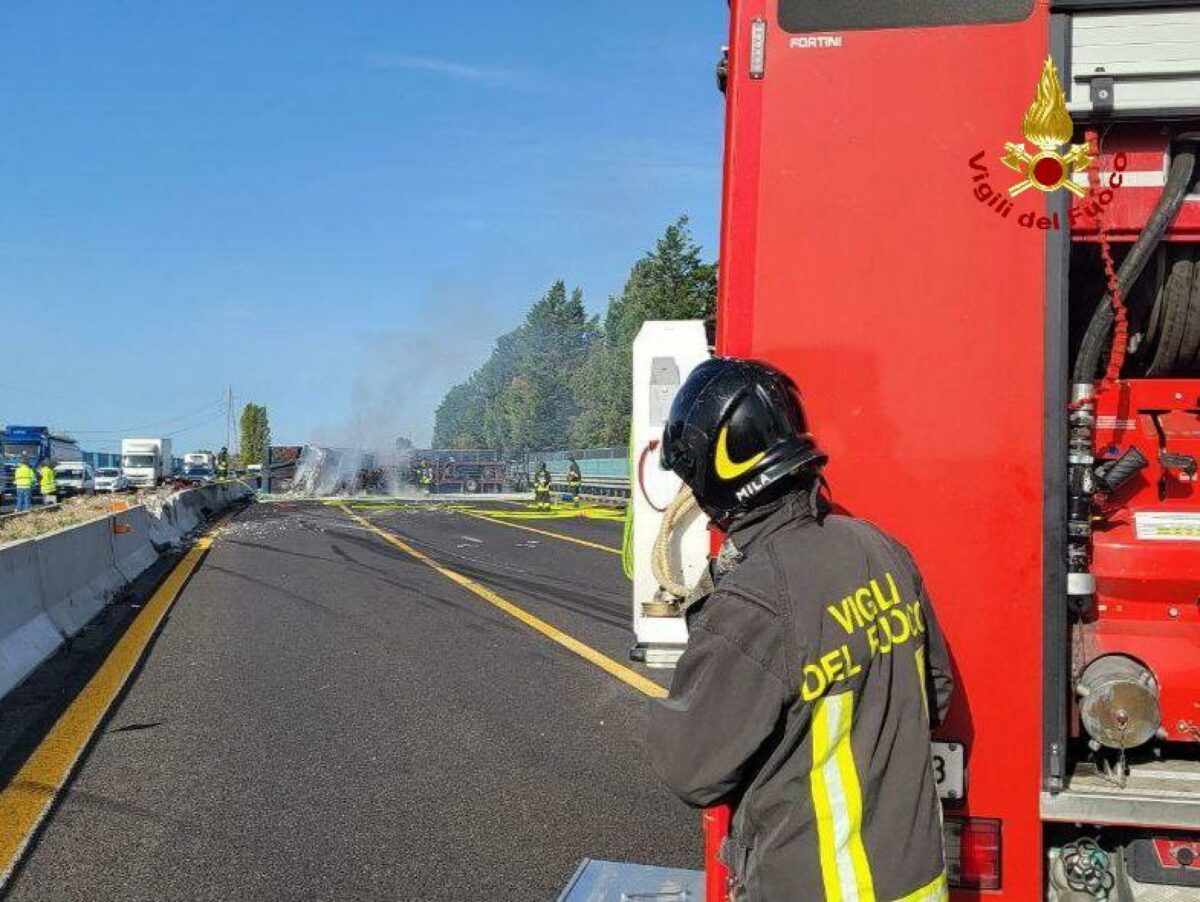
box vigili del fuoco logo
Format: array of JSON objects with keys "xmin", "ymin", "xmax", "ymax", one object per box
[{"xmin": 967, "ymin": 56, "xmax": 1125, "ymax": 230}]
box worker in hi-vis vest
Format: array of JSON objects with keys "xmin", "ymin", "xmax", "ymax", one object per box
[
  {"xmin": 13, "ymin": 454, "xmax": 36, "ymax": 513},
  {"xmin": 38, "ymin": 459, "xmax": 57, "ymax": 506},
  {"xmin": 648, "ymin": 358, "xmax": 954, "ymax": 902}
]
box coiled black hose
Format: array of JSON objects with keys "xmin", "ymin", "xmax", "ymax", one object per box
[{"xmin": 1072, "ymin": 148, "xmax": 1197, "ymax": 386}]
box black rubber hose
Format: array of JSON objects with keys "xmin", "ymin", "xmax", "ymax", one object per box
[
  {"xmin": 1072, "ymin": 148, "xmax": 1197, "ymax": 385},
  {"xmin": 1145, "ymin": 249, "xmax": 1200, "ymax": 376},
  {"xmin": 1094, "ymin": 446, "xmax": 1148, "ymax": 494}
]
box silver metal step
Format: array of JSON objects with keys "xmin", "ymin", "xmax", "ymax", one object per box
[
  {"xmin": 1126, "ymin": 875, "xmax": 1200, "ymax": 902},
  {"xmin": 558, "ymin": 859, "xmax": 703, "ymax": 902},
  {"xmin": 1042, "ymin": 757, "xmax": 1200, "ymax": 829},
  {"xmin": 643, "ymin": 645, "xmax": 685, "ymax": 670}
]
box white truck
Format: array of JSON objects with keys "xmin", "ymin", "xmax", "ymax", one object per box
[{"xmin": 120, "ymin": 438, "xmax": 173, "ymax": 488}]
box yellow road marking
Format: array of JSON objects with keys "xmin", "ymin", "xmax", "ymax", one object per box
[
  {"xmin": 465, "ymin": 504, "xmax": 625, "ymax": 522},
  {"xmin": 339, "ymin": 505, "xmax": 666, "ymax": 699},
  {"xmin": 0, "ymin": 513, "xmax": 236, "ymax": 888},
  {"xmin": 460, "ymin": 511, "xmax": 621, "ymax": 555}
]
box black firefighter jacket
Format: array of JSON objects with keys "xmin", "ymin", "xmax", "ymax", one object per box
[{"xmin": 647, "ymin": 493, "xmax": 954, "ymax": 902}]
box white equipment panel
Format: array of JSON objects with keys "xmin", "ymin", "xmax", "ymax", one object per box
[
  {"xmin": 1068, "ymin": 9, "xmax": 1200, "ymax": 118},
  {"xmin": 631, "ymin": 321, "xmax": 711, "ymax": 662}
]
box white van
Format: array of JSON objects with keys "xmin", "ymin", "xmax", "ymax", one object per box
[{"xmin": 55, "ymin": 461, "xmax": 96, "ymax": 497}]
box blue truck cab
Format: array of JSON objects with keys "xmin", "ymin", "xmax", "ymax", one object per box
[{"xmin": 1, "ymin": 425, "xmax": 83, "ymax": 501}]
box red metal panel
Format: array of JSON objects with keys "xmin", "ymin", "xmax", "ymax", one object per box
[
  {"xmin": 718, "ymin": 0, "xmax": 768, "ymax": 358},
  {"xmin": 1072, "ymin": 127, "xmax": 1200, "ymax": 243},
  {"xmin": 718, "ymin": 2, "xmax": 1050, "ymax": 897},
  {"xmin": 1090, "ymin": 381, "xmax": 1200, "ymax": 742}
]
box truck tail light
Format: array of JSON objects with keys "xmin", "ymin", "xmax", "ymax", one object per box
[{"xmin": 944, "ymin": 816, "xmax": 1002, "ymax": 891}]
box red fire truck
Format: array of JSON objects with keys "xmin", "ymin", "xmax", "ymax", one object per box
[{"xmin": 709, "ymin": 0, "xmax": 1200, "ymax": 897}]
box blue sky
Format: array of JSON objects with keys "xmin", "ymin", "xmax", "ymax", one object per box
[{"xmin": 0, "ymin": 2, "xmax": 726, "ymax": 452}]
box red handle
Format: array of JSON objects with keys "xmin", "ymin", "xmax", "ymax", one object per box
[
  {"xmin": 638, "ymin": 440, "xmax": 669, "ymax": 513},
  {"xmin": 704, "ymin": 803, "xmax": 733, "ymax": 901}
]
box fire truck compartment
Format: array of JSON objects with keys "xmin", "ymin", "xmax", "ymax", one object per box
[{"xmin": 1067, "ymin": 9, "xmax": 1200, "ymax": 118}]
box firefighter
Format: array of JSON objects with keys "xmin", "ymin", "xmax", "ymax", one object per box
[
  {"xmin": 533, "ymin": 462, "xmax": 552, "ymax": 510},
  {"xmin": 216, "ymin": 447, "xmax": 229, "ymax": 479},
  {"xmin": 13, "ymin": 454, "xmax": 36, "ymax": 513},
  {"xmin": 38, "ymin": 459, "xmax": 57, "ymax": 506},
  {"xmin": 566, "ymin": 458, "xmax": 582, "ymax": 506},
  {"xmin": 647, "ymin": 358, "xmax": 954, "ymax": 902}
]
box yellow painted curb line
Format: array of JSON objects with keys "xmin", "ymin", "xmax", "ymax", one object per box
[
  {"xmin": 461, "ymin": 511, "xmax": 621, "ymax": 555},
  {"xmin": 338, "ymin": 505, "xmax": 665, "ymax": 700},
  {"xmin": 0, "ymin": 512, "xmax": 236, "ymax": 888}
]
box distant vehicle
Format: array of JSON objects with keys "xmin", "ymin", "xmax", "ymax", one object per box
[
  {"xmin": 184, "ymin": 451, "xmax": 215, "ymax": 470},
  {"xmin": 181, "ymin": 451, "xmax": 216, "ymax": 484},
  {"xmin": 94, "ymin": 467, "xmax": 130, "ymax": 493},
  {"xmin": 180, "ymin": 466, "xmax": 215, "ymax": 485},
  {"xmin": 54, "ymin": 461, "xmax": 95, "ymax": 497},
  {"xmin": 246, "ymin": 463, "xmax": 262, "ymax": 474},
  {"xmin": 120, "ymin": 437, "xmax": 173, "ymax": 488},
  {"xmin": 2, "ymin": 426, "xmax": 83, "ymax": 502},
  {"xmin": 2, "ymin": 425, "xmax": 82, "ymax": 466}
]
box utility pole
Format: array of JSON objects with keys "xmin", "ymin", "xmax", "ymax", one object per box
[{"xmin": 225, "ymin": 386, "xmax": 233, "ymax": 455}]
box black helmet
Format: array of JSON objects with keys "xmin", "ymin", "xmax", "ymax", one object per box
[{"xmin": 661, "ymin": 357, "xmax": 826, "ymax": 526}]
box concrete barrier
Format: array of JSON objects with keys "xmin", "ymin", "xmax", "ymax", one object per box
[
  {"xmin": 36, "ymin": 516, "xmax": 125, "ymax": 639},
  {"xmin": 161, "ymin": 494, "xmax": 198, "ymax": 536},
  {"xmin": 0, "ymin": 539, "xmax": 62, "ymax": 699},
  {"xmin": 146, "ymin": 504, "xmax": 181, "ymax": 550},
  {"xmin": 180, "ymin": 487, "xmax": 213, "ymax": 524},
  {"xmin": 0, "ymin": 483, "xmax": 250, "ymax": 701},
  {"xmin": 110, "ymin": 506, "xmax": 158, "ymax": 581}
]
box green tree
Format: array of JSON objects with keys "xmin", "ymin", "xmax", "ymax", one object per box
[
  {"xmin": 238, "ymin": 403, "xmax": 270, "ymax": 467},
  {"xmin": 434, "ymin": 281, "xmax": 595, "ymax": 451},
  {"xmin": 499, "ymin": 282, "xmax": 595, "ymax": 450},
  {"xmin": 433, "ymin": 381, "xmax": 486, "ymax": 448},
  {"xmin": 572, "ymin": 217, "xmax": 716, "ymax": 445},
  {"xmin": 432, "ymin": 217, "xmax": 715, "ymax": 452}
]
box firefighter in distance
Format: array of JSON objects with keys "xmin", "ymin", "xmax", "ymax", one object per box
[
  {"xmin": 533, "ymin": 462, "xmax": 552, "ymax": 510},
  {"xmin": 566, "ymin": 458, "xmax": 582, "ymax": 506}
]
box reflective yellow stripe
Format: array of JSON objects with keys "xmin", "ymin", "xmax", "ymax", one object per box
[
  {"xmin": 811, "ymin": 704, "xmax": 841, "ymax": 900},
  {"xmin": 893, "ymin": 871, "xmax": 948, "ymax": 902},
  {"xmin": 914, "ymin": 646, "xmax": 928, "ymax": 719},
  {"xmin": 810, "ymin": 692, "xmax": 875, "ymax": 901}
]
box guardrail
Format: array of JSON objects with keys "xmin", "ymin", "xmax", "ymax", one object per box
[
  {"xmin": 549, "ymin": 476, "xmax": 630, "ymax": 503},
  {"xmin": 0, "ymin": 481, "xmax": 252, "ymax": 703}
]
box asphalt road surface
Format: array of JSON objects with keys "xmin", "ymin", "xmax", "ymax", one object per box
[{"xmin": 4, "ymin": 500, "xmax": 699, "ymax": 901}]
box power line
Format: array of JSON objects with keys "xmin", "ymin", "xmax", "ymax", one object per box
[
  {"xmin": 163, "ymin": 411, "xmax": 229, "ymax": 439},
  {"xmin": 86, "ymin": 410, "xmax": 228, "ymax": 450},
  {"xmin": 66, "ymin": 397, "xmax": 227, "ymax": 437},
  {"xmin": 73, "ymin": 405, "xmax": 230, "ymax": 451}
]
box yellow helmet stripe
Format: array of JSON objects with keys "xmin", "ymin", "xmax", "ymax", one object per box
[{"xmin": 714, "ymin": 425, "xmax": 766, "ymax": 481}]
